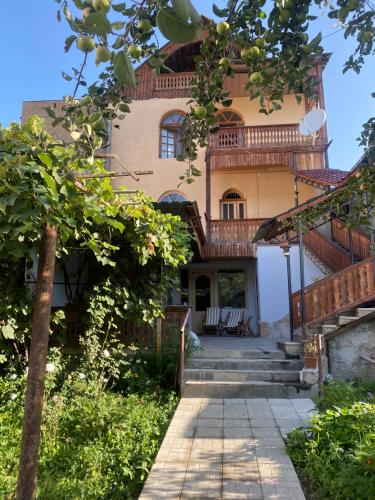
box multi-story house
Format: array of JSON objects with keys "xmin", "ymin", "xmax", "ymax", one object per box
[{"xmin": 24, "ymin": 36, "xmax": 372, "ymax": 343}]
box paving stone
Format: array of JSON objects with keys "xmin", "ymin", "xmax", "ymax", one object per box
[
  {"xmin": 196, "ymin": 417, "xmax": 223, "ymax": 428},
  {"xmin": 140, "ymin": 397, "xmax": 308, "ymax": 499},
  {"xmin": 224, "ymin": 427, "xmax": 253, "ymax": 439}
]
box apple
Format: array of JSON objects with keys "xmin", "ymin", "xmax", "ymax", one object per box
[
  {"xmin": 249, "ymin": 72, "xmax": 263, "ymax": 85},
  {"xmin": 194, "ymin": 106, "xmax": 207, "ymax": 118},
  {"xmin": 278, "ymin": 10, "xmax": 291, "ymax": 24},
  {"xmin": 138, "ymin": 19, "xmax": 152, "ymax": 32},
  {"xmin": 92, "ymin": 0, "xmax": 111, "ymax": 13},
  {"xmin": 127, "ymin": 44, "xmax": 142, "ymax": 58},
  {"xmin": 96, "ymin": 45, "xmax": 111, "ymax": 62},
  {"xmin": 361, "ymin": 31, "xmax": 373, "ymax": 43},
  {"xmin": 216, "ymin": 22, "xmax": 230, "ymax": 34},
  {"xmin": 76, "ymin": 36, "xmax": 95, "ymax": 53},
  {"xmin": 255, "ymin": 38, "xmax": 265, "ymax": 49}
]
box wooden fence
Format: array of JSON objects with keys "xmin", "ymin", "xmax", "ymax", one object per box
[{"xmin": 331, "ymin": 219, "xmax": 371, "ymax": 260}]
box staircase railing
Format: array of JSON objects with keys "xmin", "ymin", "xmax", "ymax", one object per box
[
  {"xmin": 303, "ymin": 229, "xmax": 352, "ymax": 272},
  {"xmin": 292, "ymin": 257, "xmax": 375, "ymax": 328},
  {"xmin": 331, "ymin": 219, "xmax": 371, "ymax": 260},
  {"xmin": 179, "ymin": 307, "xmax": 191, "ymax": 392}
]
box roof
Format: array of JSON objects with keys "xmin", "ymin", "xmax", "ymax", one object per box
[{"xmin": 295, "ymin": 168, "xmax": 349, "ymax": 189}]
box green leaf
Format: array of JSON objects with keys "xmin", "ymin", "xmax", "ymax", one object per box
[
  {"xmin": 112, "ymin": 36, "xmax": 124, "ymax": 49},
  {"xmin": 42, "ymin": 172, "xmax": 58, "ymax": 196},
  {"xmin": 212, "ymin": 3, "xmax": 228, "ymax": 18},
  {"xmin": 64, "ymin": 35, "xmax": 77, "ymax": 53},
  {"xmin": 112, "ymin": 21, "xmax": 125, "ymax": 30},
  {"xmin": 112, "ymin": 2, "xmax": 126, "ymax": 12},
  {"xmin": 113, "ymin": 50, "xmax": 136, "ymax": 87},
  {"xmin": 156, "ymin": 7, "xmax": 198, "ymax": 44},
  {"xmin": 38, "ymin": 152, "xmax": 53, "ymax": 168},
  {"xmin": 1, "ymin": 324, "xmax": 15, "ymax": 340},
  {"xmin": 84, "ymin": 12, "xmax": 112, "ymax": 36},
  {"xmin": 72, "ymin": 0, "xmax": 85, "ymax": 9},
  {"xmin": 309, "ymin": 32, "xmax": 322, "ymax": 47},
  {"xmin": 62, "ymin": 71, "xmax": 73, "ymax": 81},
  {"xmin": 172, "ymin": 0, "xmax": 200, "ymax": 23}
]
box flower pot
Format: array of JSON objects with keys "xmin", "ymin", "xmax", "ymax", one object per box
[{"xmin": 304, "ymin": 355, "xmax": 317, "ymax": 369}]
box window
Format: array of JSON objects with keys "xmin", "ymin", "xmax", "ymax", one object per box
[
  {"xmin": 220, "ymin": 190, "xmax": 246, "ymax": 220},
  {"xmin": 218, "ymin": 271, "xmax": 246, "ymax": 308},
  {"xmin": 160, "ymin": 111, "xmax": 185, "ymax": 159},
  {"xmin": 217, "ymin": 110, "xmax": 244, "ymax": 128},
  {"xmin": 159, "ymin": 192, "xmax": 187, "ymax": 203},
  {"xmin": 195, "ymin": 274, "xmax": 211, "ymax": 311}
]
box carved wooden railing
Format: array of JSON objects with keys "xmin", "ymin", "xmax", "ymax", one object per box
[
  {"xmin": 292, "ymin": 257, "xmax": 375, "ymax": 328},
  {"xmin": 202, "ymin": 218, "xmax": 265, "ymax": 258},
  {"xmin": 303, "ymin": 230, "xmax": 352, "ymax": 272},
  {"xmin": 331, "ymin": 219, "xmax": 371, "ymax": 261},
  {"xmin": 208, "ymin": 218, "xmax": 265, "ymax": 242},
  {"xmin": 209, "ymin": 124, "xmax": 324, "ymax": 151},
  {"xmin": 155, "ymin": 72, "xmax": 195, "ymax": 91}
]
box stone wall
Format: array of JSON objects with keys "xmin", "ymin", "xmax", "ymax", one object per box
[{"xmin": 329, "ymin": 318, "xmax": 375, "ymax": 380}]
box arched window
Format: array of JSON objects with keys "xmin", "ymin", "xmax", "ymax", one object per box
[
  {"xmin": 159, "ymin": 192, "xmax": 187, "ymax": 203},
  {"xmin": 160, "ymin": 111, "xmax": 185, "ymax": 159},
  {"xmin": 220, "ymin": 189, "xmax": 246, "ymax": 220},
  {"xmin": 217, "ymin": 110, "xmax": 244, "ymax": 128}
]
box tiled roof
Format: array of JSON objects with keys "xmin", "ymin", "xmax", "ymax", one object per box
[{"xmin": 295, "ymin": 169, "xmax": 349, "ymax": 187}]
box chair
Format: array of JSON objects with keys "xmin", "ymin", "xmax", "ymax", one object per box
[
  {"xmin": 222, "ymin": 309, "xmax": 244, "ymax": 336},
  {"xmin": 203, "ymin": 307, "xmax": 222, "ymax": 335}
]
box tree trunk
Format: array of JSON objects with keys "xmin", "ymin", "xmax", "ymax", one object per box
[{"xmin": 16, "ymin": 224, "xmax": 57, "ymax": 500}]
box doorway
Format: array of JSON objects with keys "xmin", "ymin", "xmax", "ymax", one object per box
[{"xmin": 190, "ymin": 271, "xmax": 215, "ymax": 333}]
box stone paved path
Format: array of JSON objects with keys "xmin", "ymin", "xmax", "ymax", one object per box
[{"xmin": 139, "ymin": 397, "xmax": 315, "ymax": 499}]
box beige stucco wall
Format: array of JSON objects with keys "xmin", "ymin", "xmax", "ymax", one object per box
[{"xmin": 110, "ymin": 94, "xmax": 313, "ymax": 216}]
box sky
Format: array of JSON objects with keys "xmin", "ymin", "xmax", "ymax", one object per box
[{"xmin": 0, "ymin": 1, "xmax": 374, "ymax": 171}]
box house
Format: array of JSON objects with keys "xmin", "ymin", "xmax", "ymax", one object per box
[{"xmin": 22, "ymin": 36, "xmax": 372, "ymax": 350}]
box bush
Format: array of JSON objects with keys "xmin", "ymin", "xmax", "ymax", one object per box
[
  {"xmin": 287, "ymin": 380, "xmax": 375, "ymax": 500},
  {"xmin": 0, "ymin": 346, "xmax": 178, "ymax": 499}
]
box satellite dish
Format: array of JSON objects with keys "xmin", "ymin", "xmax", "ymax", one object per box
[{"xmin": 299, "ymin": 108, "xmax": 326, "ymax": 136}]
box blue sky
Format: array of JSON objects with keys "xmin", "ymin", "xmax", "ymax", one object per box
[{"xmin": 0, "ymin": 1, "xmax": 373, "ymax": 171}]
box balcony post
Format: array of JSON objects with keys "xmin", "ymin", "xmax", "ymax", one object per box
[
  {"xmin": 281, "ymin": 233, "xmax": 294, "ymax": 341},
  {"xmin": 205, "ymin": 150, "xmax": 211, "ymax": 233}
]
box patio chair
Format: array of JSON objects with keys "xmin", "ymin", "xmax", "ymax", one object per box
[
  {"xmin": 222, "ymin": 309, "xmax": 244, "ymax": 336},
  {"xmin": 203, "ymin": 307, "xmax": 222, "ymax": 335}
]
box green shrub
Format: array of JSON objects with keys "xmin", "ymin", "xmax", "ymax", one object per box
[
  {"xmin": 287, "ymin": 384, "xmax": 375, "ymax": 500},
  {"xmin": 0, "ymin": 348, "xmax": 178, "ymax": 499},
  {"xmin": 314, "ymin": 379, "xmax": 375, "ymax": 411}
]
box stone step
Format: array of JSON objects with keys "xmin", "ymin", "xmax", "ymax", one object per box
[
  {"xmin": 182, "ymin": 380, "xmax": 319, "ymax": 399},
  {"xmin": 277, "ymin": 341, "xmax": 302, "ymax": 358},
  {"xmin": 322, "ymin": 324, "xmax": 337, "ymax": 334},
  {"xmin": 337, "ymin": 315, "xmax": 359, "ymax": 326},
  {"xmin": 184, "ymin": 368, "xmax": 301, "ymax": 383},
  {"xmin": 185, "ymin": 358, "xmax": 302, "ymax": 371},
  {"xmin": 192, "ymin": 349, "xmax": 285, "ymax": 360},
  {"xmin": 357, "ymin": 307, "xmax": 375, "ymax": 318}
]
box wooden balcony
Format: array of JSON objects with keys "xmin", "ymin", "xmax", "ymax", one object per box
[
  {"xmin": 331, "ymin": 219, "xmax": 371, "ymax": 260},
  {"xmin": 292, "ymin": 257, "xmax": 375, "ymax": 328},
  {"xmin": 209, "ymin": 124, "xmax": 326, "ymax": 171},
  {"xmin": 155, "ymin": 72, "xmax": 195, "ymax": 91},
  {"xmin": 202, "ymin": 219, "xmax": 265, "ymax": 259}
]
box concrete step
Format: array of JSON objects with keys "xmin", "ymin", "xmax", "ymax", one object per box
[
  {"xmin": 192, "ymin": 349, "xmax": 285, "ymax": 360},
  {"xmin": 184, "ymin": 368, "xmax": 301, "ymax": 383},
  {"xmin": 322, "ymin": 324, "xmax": 338, "ymax": 335},
  {"xmin": 182, "ymin": 380, "xmax": 318, "ymax": 399},
  {"xmin": 277, "ymin": 341, "xmax": 302, "ymax": 358},
  {"xmin": 357, "ymin": 307, "xmax": 375, "ymax": 318},
  {"xmin": 338, "ymin": 315, "xmax": 359, "ymax": 326},
  {"xmin": 185, "ymin": 358, "xmax": 302, "ymax": 371}
]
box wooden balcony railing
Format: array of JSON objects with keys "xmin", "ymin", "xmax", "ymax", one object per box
[
  {"xmin": 209, "ymin": 124, "xmax": 324, "ymax": 151},
  {"xmin": 303, "ymin": 230, "xmax": 352, "ymax": 273},
  {"xmin": 202, "ymin": 219, "xmax": 265, "ymax": 258},
  {"xmin": 331, "ymin": 219, "xmax": 371, "ymax": 261},
  {"xmin": 292, "ymin": 257, "xmax": 375, "ymax": 328},
  {"xmin": 155, "ymin": 72, "xmax": 195, "ymax": 91}
]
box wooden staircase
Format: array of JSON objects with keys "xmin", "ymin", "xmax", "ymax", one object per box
[{"xmin": 292, "ymin": 221, "xmax": 374, "ymax": 329}]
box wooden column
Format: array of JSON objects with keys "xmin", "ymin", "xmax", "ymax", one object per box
[{"xmin": 205, "ymin": 150, "xmax": 211, "ymax": 234}]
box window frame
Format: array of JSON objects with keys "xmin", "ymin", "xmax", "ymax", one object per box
[
  {"xmin": 159, "ymin": 110, "xmax": 186, "ymax": 159},
  {"xmin": 220, "ymin": 190, "xmax": 247, "ymax": 220}
]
